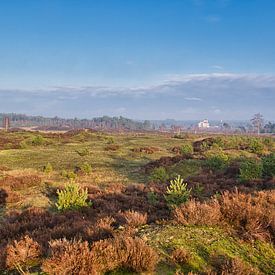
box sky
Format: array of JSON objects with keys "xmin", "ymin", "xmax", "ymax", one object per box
[{"xmin": 0, "ymin": 0, "xmax": 274, "ymax": 120}]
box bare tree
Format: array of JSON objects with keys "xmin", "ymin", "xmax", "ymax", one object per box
[{"xmin": 251, "ymin": 113, "xmax": 264, "ymax": 135}]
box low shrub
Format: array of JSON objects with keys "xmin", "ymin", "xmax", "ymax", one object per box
[
  {"xmin": 149, "ymin": 167, "xmax": 169, "ymax": 183},
  {"xmin": 55, "ymin": 182, "xmax": 91, "ymax": 211},
  {"xmin": 180, "ymin": 143, "xmax": 193, "ymax": 157},
  {"xmin": 205, "ymin": 151, "xmax": 229, "ymax": 171},
  {"xmin": 119, "ymin": 210, "xmax": 148, "ymax": 227},
  {"xmin": 262, "ymin": 153, "xmax": 275, "ymax": 178},
  {"xmin": 171, "ymin": 248, "xmax": 190, "ymax": 265},
  {"xmin": 239, "ymin": 158, "xmax": 263, "ymax": 182},
  {"xmin": 173, "ymin": 198, "xmax": 221, "ymax": 226},
  {"xmin": 43, "ymin": 163, "xmax": 53, "ymax": 174},
  {"xmin": 42, "ymin": 239, "xmax": 92, "ymax": 275},
  {"xmin": 31, "ymin": 135, "xmax": 45, "ymax": 146},
  {"xmin": 165, "ymin": 175, "xmax": 191, "ymax": 207},
  {"xmin": 61, "ymin": 170, "xmax": 77, "ymax": 180},
  {"xmin": 210, "ymin": 253, "xmax": 260, "ymax": 275},
  {"xmin": 79, "ymin": 162, "xmax": 92, "ymax": 175},
  {"xmin": 43, "ymin": 236, "xmax": 158, "ymax": 274},
  {"xmin": 6, "ymin": 236, "xmax": 41, "ymax": 273},
  {"xmin": 75, "ymin": 148, "xmax": 89, "ymax": 157},
  {"xmin": 108, "ymin": 236, "xmax": 159, "ymax": 273},
  {"xmin": 247, "ymin": 138, "xmax": 264, "ymax": 155},
  {"xmin": 220, "ymin": 190, "xmax": 272, "ymax": 241}
]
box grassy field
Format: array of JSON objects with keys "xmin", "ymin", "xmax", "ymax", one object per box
[{"xmin": 0, "ymin": 129, "xmax": 274, "ymax": 274}]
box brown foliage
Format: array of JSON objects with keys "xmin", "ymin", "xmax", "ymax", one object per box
[
  {"xmin": 0, "ymin": 174, "xmax": 41, "ymax": 190},
  {"xmin": 173, "ymin": 198, "xmax": 221, "ymax": 226},
  {"xmin": 91, "ymin": 235, "xmax": 159, "ymax": 273},
  {"xmin": 6, "ymin": 235, "xmax": 41, "ymax": 271},
  {"xmin": 104, "ymin": 144, "xmax": 120, "ymax": 151},
  {"xmin": 42, "ymin": 239, "xmax": 93, "ymax": 275},
  {"xmin": 131, "ymin": 146, "xmax": 160, "ymax": 154},
  {"xmin": 171, "ymin": 248, "xmax": 190, "ymax": 265},
  {"xmin": 143, "ymin": 155, "xmax": 188, "ymax": 173},
  {"xmin": 210, "ymin": 253, "xmax": 260, "ymax": 275},
  {"xmin": 119, "ymin": 210, "xmax": 148, "ymax": 227},
  {"xmin": 173, "ymin": 190, "xmax": 275, "ymax": 242},
  {"xmin": 220, "ymin": 190, "xmax": 274, "ymax": 241},
  {"xmin": 42, "ymin": 236, "xmax": 158, "ymax": 274}
]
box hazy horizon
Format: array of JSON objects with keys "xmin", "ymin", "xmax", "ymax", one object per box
[{"xmin": 0, "ymin": 0, "xmax": 274, "ymax": 120}]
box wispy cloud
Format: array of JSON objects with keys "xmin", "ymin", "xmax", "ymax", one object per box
[
  {"xmin": 210, "ymin": 65, "xmax": 224, "ymax": 70},
  {"xmin": 184, "ymin": 97, "xmax": 202, "ymax": 101},
  {"xmin": 0, "ymin": 73, "xmax": 274, "ymax": 120}
]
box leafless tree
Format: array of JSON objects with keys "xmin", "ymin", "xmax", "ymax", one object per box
[{"xmin": 251, "ymin": 113, "xmax": 264, "ymax": 135}]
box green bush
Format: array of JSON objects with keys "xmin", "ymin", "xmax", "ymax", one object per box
[
  {"xmin": 19, "ymin": 140, "xmax": 28, "ymax": 149},
  {"xmin": 180, "ymin": 143, "xmax": 193, "ymax": 156},
  {"xmin": 55, "ymin": 182, "xmax": 91, "ymax": 211},
  {"xmin": 247, "ymin": 138, "xmax": 264, "ymax": 155},
  {"xmin": 164, "ymin": 175, "xmax": 191, "ymax": 207},
  {"xmin": 262, "ymin": 154, "xmax": 275, "ymax": 178},
  {"xmin": 205, "ymin": 152, "xmax": 229, "ymax": 171},
  {"xmin": 75, "ymin": 148, "xmax": 89, "ymax": 157},
  {"xmin": 61, "ymin": 170, "xmax": 77, "ymax": 180},
  {"xmin": 149, "ymin": 167, "xmax": 169, "ymax": 183},
  {"xmin": 147, "ymin": 192, "xmax": 158, "ymax": 205},
  {"xmin": 31, "ymin": 135, "xmax": 45, "ymax": 146},
  {"xmin": 80, "ymin": 162, "xmax": 92, "ymax": 175},
  {"xmin": 239, "ymin": 159, "xmax": 263, "ymax": 182},
  {"xmin": 43, "ymin": 163, "xmax": 53, "ymax": 174}
]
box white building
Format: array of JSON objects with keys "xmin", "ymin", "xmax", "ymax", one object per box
[{"xmin": 198, "ymin": 119, "xmax": 210, "ymax": 128}]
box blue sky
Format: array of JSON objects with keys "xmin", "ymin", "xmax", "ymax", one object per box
[{"xmin": 0, "ymin": 0, "xmax": 275, "ymax": 120}]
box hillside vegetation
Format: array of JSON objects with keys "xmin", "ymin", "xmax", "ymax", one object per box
[{"xmin": 0, "ymin": 129, "xmax": 274, "ymax": 274}]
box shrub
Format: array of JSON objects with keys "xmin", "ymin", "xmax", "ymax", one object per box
[
  {"xmin": 80, "ymin": 162, "xmax": 92, "ymax": 175},
  {"xmin": 75, "ymin": 148, "xmax": 89, "ymax": 157},
  {"xmin": 43, "ymin": 236, "xmax": 158, "ymax": 274},
  {"xmin": 61, "ymin": 170, "xmax": 77, "ymax": 180},
  {"xmin": 149, "ymin": 167, "xmax": 169, "ymax": 183},
  {"xmin": 180, "ymin": 143, "xmax": 193, "ymax": 157},
  {"xmin": 173, "ymin": 198, "xmax": 221, "ymax": 226},
  {"xmin": 42, "ymin": 239, "xmax": 92, "ymax": 275},
  {"xmin": 31, "ymin": 135, "xmax": 45, "ymax": 146},
  {"xmin": 220, "ymin": 190, "xmax": 272, "ymax": 241},
  {"xmin": 19, "ymin": 140, "xmax": 28, "ymax": 149},
  {"xmin": 164, "ymin": 175, "xmax": 191, "ymax": 207},
  {"xmin": 262, "ymin": 153, "xmax": 275, "ymax": 178},
  {"xmin": 147, "ymin": 191, "xmax": 158, "ymax": 205},
  {"xmin": 93, "ymin": 235, "xmax": 158, "ymax": 272},
  {"xmin": 239, "ymin": 159, "xmax": 263, "ymax": 182},
  {"xmin": 43, "ymin": 163, "xmax": 53, "ymax": 174},
  {"xmin": 205, "ymin": 152, "xmax": 229, "ymax": 171},
  {"xmin": 247, "ymin": 138, "xmax": 264, "ymax": 155},
  {"xmin": 210, "ymin": 253, "xmax": 260, "ymax": 275},
  {"xmin": 55, "ymin": 182, "xmax": 91, "ymax": 211},
  {"xmin": 120, "ymin": 210, "xmax": 148, "ymax": 227},
  {"xmin": 106, "ymin": 137, "xmax": 115, "ymax": 144},
  {"xmin": 6, "ymin": 236, "xmax": 41, "ymax": 273},
  {"xmin": 171, "ymin": 248, "xmax": 190, "ymax": 265}
]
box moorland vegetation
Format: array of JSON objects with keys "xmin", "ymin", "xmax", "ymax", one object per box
[{"xmin": 0, "ymin": 129, "xmax": 274, "ymax": 274}]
